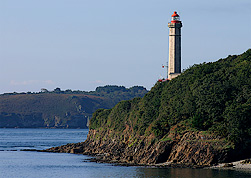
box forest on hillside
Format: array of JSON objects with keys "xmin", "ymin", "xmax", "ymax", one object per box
[
  {"xmin": 90, "ymin": 49, "xmax": 251, "ymax": 159},
  {"xmin": 0, "ymin": 85, "xmax": 148, "ymax": 128}
]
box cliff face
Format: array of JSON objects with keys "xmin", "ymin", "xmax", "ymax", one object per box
[
  {"xmin": 47, "ymin": 50, "xmax": 251, "ymax": 166},
  {"xmin": 84, "ymin": 129, "xmax": 229, "ymax": 166},
  {"xmin": 47, "ymin": 123, "xmax": 230, "ymax": 166}
]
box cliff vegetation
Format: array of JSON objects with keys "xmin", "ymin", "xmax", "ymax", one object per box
[{"xmin": 83, "ymin": 49, "xmax": 251, "ymax": 166}]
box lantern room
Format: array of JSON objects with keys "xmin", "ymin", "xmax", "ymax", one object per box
[{"xmin": 171, "ymin": 11, "xmax": 181, "ymax": 23}]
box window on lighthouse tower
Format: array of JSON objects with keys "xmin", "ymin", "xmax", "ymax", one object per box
[{"xmin": 172, "ymin": 16, "xmax": 180, "ymax": 21}]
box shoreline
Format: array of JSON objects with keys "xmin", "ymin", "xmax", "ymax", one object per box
[
  {"xmin": 92, "ymin": 156, "xmax": 251, "ymax": 170},
  {"xmin": 209, "ymin": 159, "xmax": 251, "ymax": 170},
  {"xmin": 40, "ymin": 146, "xmax": 251, "ymax": 170},
  {"xmin": 18, "ymin": 146, "xmax": 251, "ymax": 171}
]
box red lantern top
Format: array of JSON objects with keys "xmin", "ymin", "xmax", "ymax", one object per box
[
  {"xmin": 171, "ymin": 11, "xmax": 179, "ymax": 17},
  {"xmin": 171, "ymin": 11, "xmax": 181, "ymax": 23}
]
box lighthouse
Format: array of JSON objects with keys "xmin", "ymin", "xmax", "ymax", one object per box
[{"xmin": 168, "ymin": 11, "xmax": 182, "ymax": 80}]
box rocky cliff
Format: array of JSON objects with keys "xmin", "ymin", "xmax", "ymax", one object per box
[
  {"xmin": 46, "ymin": 50, "xmax": 251, "ymax": 166},
  {"xmin": 46, "ymin": 122, "xmax": 232, "ymax": 167}
]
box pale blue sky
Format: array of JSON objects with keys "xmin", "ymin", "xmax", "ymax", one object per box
[{"xmin": 0, "ymin": 0, "xmax": 250, "ymax": 93}]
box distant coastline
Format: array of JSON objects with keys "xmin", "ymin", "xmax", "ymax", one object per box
[{"xmin": 0, "ymin": 85, "xmax": 148, "ymax": 128}]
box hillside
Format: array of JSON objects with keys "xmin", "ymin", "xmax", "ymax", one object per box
[
  {"xmin": 0, "ymin": 86, "xmax": 148, "ymax": 128},
  {"xmin": 47, "ymin": 49, "xmax": 251, "ymax": 166}
]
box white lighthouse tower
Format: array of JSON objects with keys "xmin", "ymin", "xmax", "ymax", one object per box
[{"xmin": 168, "ymin": 11, "xmax": 182, "ymax": 80}]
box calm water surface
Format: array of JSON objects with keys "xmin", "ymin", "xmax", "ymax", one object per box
[{"xmin": 0, "ymin": 129, "xmax": 250, "ymax": 178}]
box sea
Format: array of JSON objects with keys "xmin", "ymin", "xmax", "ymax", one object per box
[{"xmin": 0, "ymin": 129, "xmax": 250, "ymax": 178}]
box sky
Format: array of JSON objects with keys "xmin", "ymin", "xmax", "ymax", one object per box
[{"xmin": 0, "ymin": 0, "xmax": 250, "ymax": 93}]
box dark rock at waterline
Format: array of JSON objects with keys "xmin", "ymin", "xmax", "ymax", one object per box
[{"xmin": 45, "ymin": 129, "xmax": 228, "ymax": 168}]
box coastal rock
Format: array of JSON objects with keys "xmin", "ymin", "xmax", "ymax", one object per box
[{"xmin": 45, "ymin": 129, "xmax": 228, "ymax": 167}]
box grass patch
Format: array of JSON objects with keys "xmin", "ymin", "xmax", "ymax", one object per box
[{"xmin": 128, "ymin": 139, "xmax": 138, "ymax": 147}]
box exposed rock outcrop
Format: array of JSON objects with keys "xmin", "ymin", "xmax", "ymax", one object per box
[{"xmin": 45, "ymin": 128, "xmax": 230, "ymax": 167}]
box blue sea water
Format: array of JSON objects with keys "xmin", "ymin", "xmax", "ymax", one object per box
[{"xmin": 0, "ymin": 129, "xmax": 250, "ymax": 178}]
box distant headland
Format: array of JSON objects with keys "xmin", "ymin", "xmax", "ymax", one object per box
[{"xmin": 0, "ymin": 85, "xmax": 148, "ymax": 128}]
